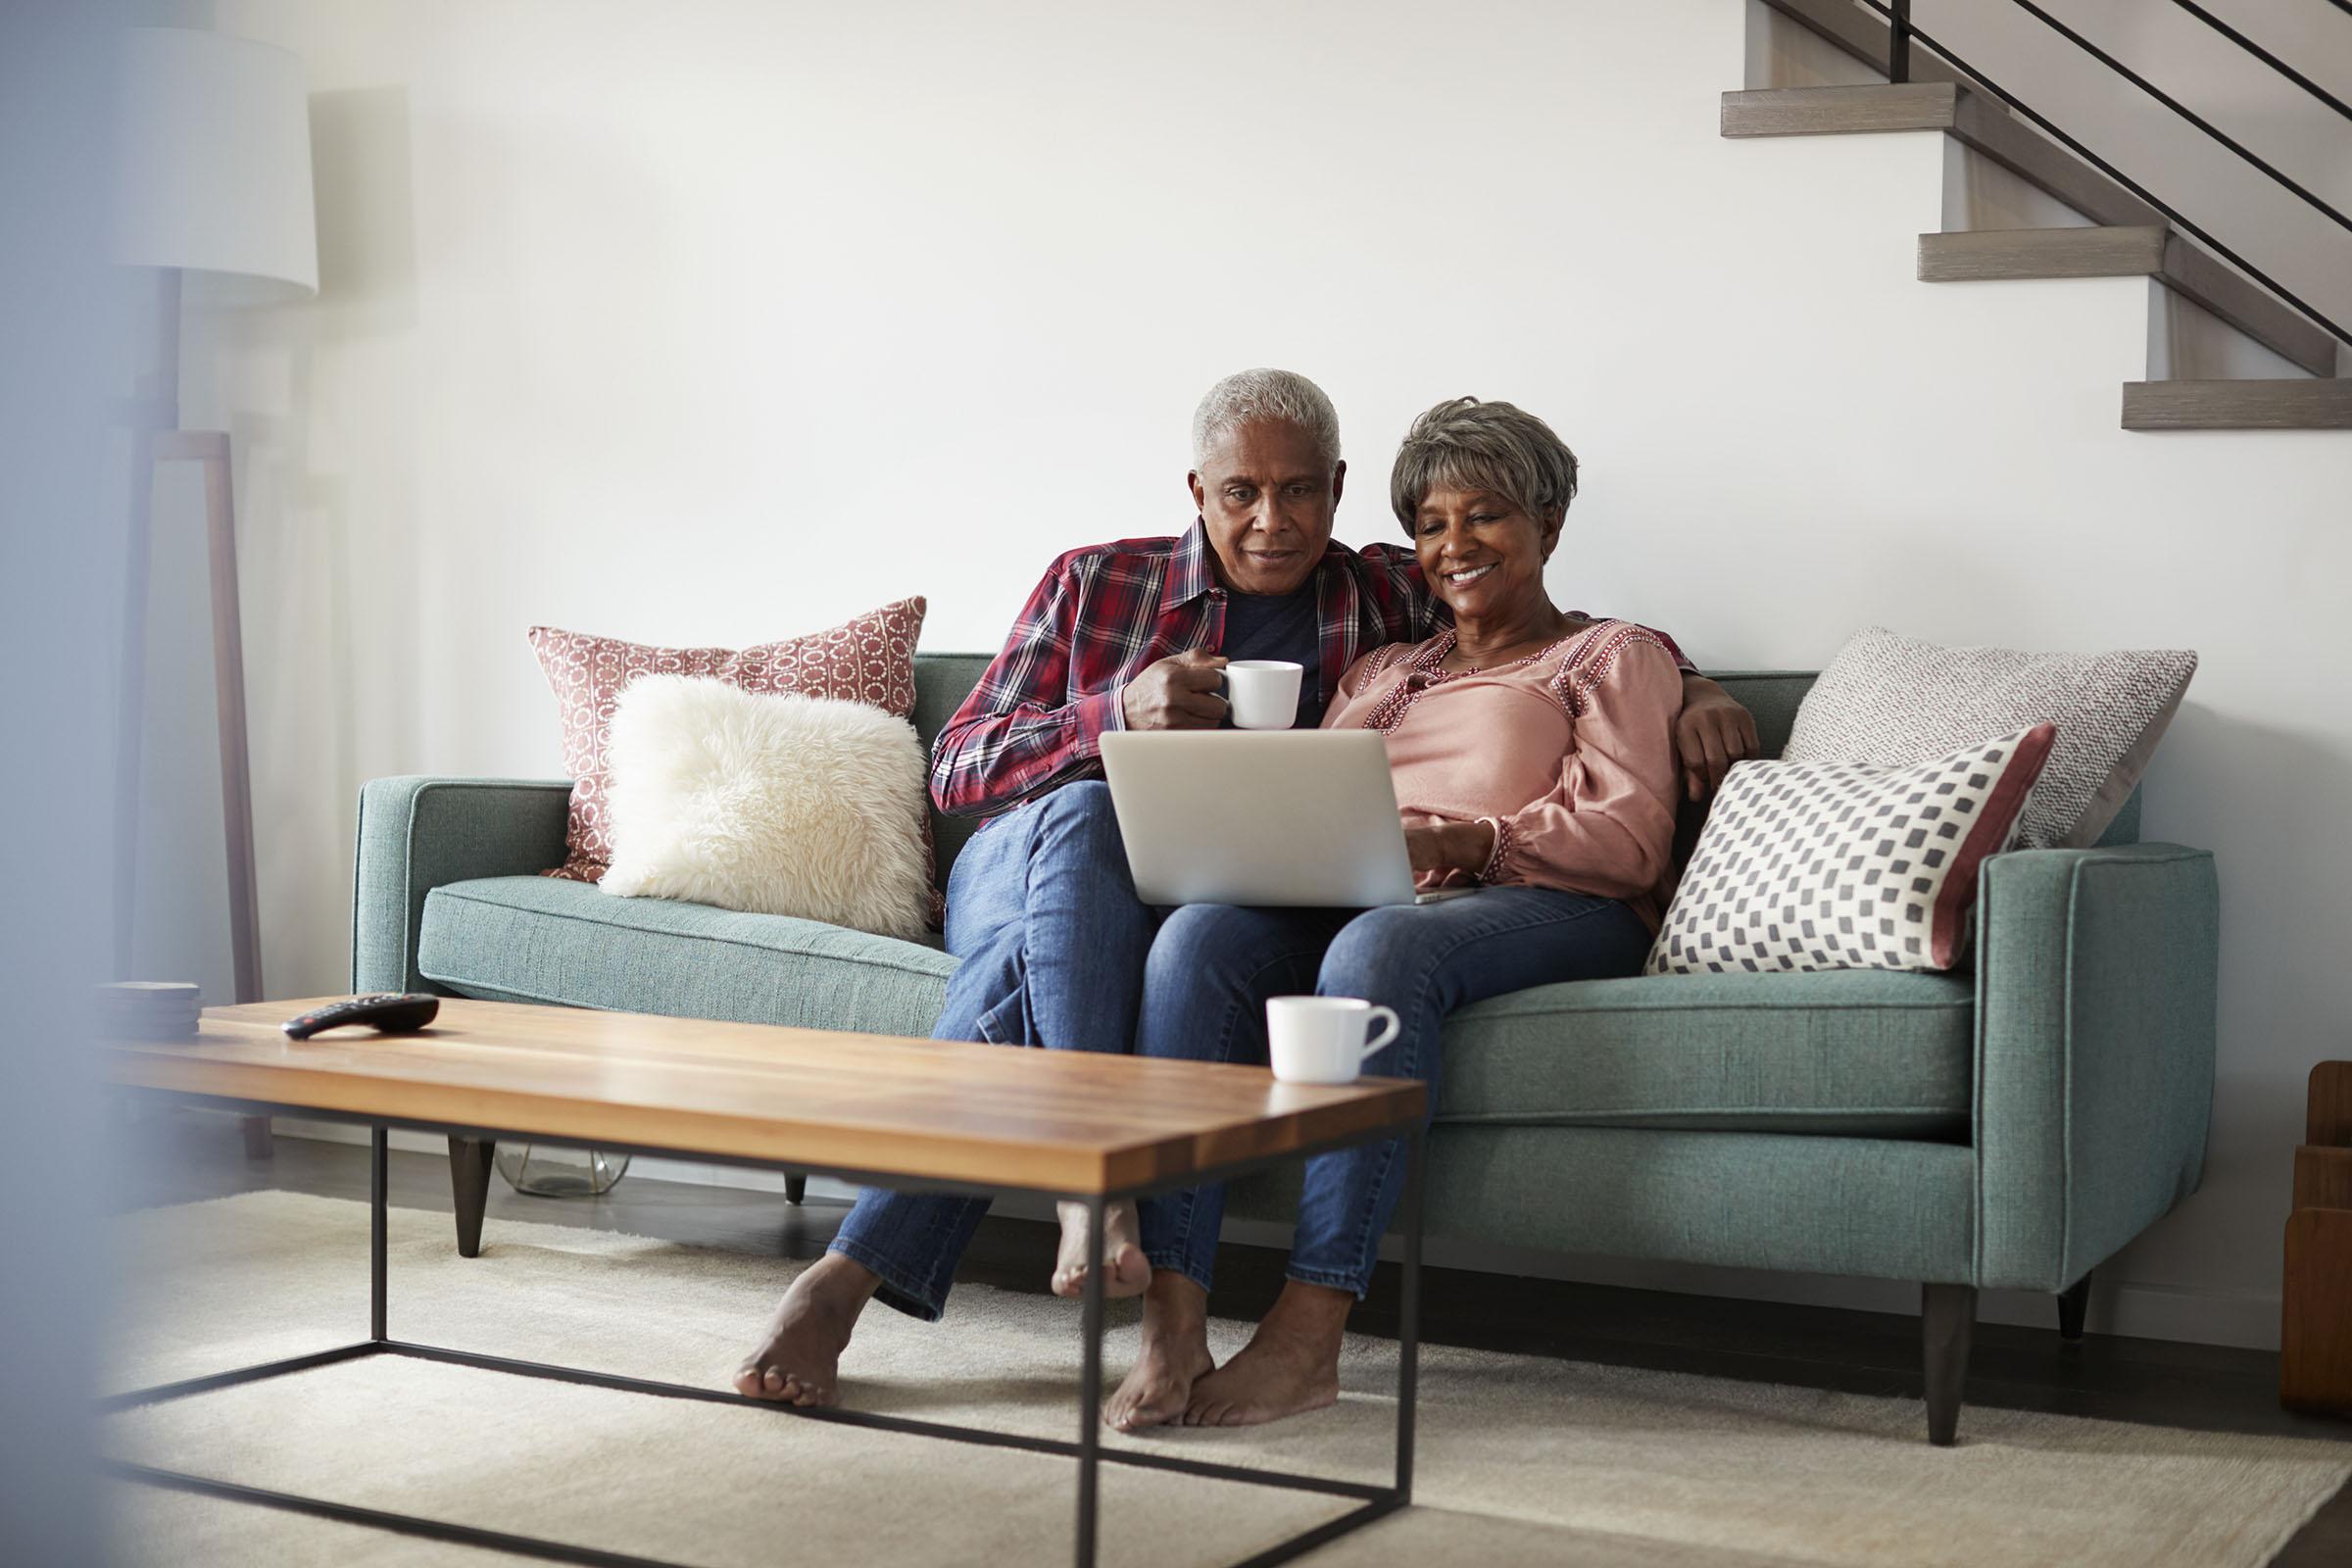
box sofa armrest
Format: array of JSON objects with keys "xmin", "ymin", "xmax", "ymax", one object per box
[
  {"xmin": 352, "ymin": 776, "xmax": 572, "ymax": 994},
  {"xmin": 1972, "ymin": 842, "xmax": 2219, "ymax": 1292}
]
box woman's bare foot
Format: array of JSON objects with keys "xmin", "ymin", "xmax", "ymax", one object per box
[
  {"xmin": 1052, "ymin": 1200, "xmax": 1150, "ymax": 1300},
  {"xmin": 733, "ymin": 1251, "xmax": 880, "ymax": 1406},
  {"xmin": 1102, "ymin": 1274, "xmax": 1214, "ymax": 1431},
  {"xmin": 1183, "ymin": 1280, "xmax": 1349, "ymax": 1427}
]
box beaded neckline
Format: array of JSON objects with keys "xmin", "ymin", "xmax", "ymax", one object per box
[
  {"xmin": 1361, "ymin": 620, "xmax": 1605, "ymax": 735},
  {"xmin": 1421, "ymin": 620, "xmax": 1600, "ymax": 679}
]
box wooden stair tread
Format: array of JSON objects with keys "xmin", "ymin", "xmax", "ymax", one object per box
[
  {"xmin": 2122, "ymin": 379, "xmax": 2352, "ymax": 431},
  {"xmin": 1721, "ymin": 81, "xmax": 1956, "ymax": 137},
  {"xmin": 1737, "ymin": 2, "xmax": 2339, "ymax": 378},
  {"xmin": 1918, "ymin": 226, "xmax": 2166, "ymax": 281}
]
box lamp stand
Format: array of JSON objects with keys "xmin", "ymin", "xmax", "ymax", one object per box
[{"xmin": 116, "ymin": 266, "xmax": 269, "ymax": 1157}]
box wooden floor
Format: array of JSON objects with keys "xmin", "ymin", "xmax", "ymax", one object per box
[{"xmin": 118, "ymin": 1111, "xmax": 2352, "ymax": 1564}]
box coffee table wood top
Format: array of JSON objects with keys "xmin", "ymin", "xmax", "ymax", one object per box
[{"xmin": 106, "ymin": 998, "xmax": 1425, "ymax": 1196}]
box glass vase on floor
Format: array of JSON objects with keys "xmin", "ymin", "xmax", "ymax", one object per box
[{"xmin": 494, "ymin": 1144, "xmax": 630, "ymax": 1198}]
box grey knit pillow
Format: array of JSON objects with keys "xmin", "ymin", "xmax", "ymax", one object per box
[{"xmin": 1783, "ymin": 627, "xmax": 2196, "ymax": 850}]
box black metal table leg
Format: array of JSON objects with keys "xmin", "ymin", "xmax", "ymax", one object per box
[
  {"xmin": 1075, "ymin": 1194, "xmax": 1106, "ymax": 1568},
  {"xmin": 108, "ymin": 1100, "xmax": 1424, "ymax": 1568},
  {"xmin": 1396, "ymin": 1124, "xmax": 1424, "ymax": 1502},
  {"xmin": 370, "ymin": 1126, "xmax": 388, "ymax": 1342}
]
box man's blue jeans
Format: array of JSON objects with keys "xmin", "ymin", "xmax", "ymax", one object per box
[
  {"xmin": 828, "ymin": 781, "xmax": 1156, "ymax": 1319},
  {"xmin": 1135, "ymin": 889, "xmax": 1652, "ymax": 1298}
]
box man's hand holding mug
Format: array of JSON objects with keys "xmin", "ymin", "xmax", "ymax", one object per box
[
  {"xmin": 1120, "ymin": 650, "xmax": 1228, "ymax": 730},
  {"xmin": 1120, "ymin": 652, "xmax": 1305, "ymax": 731}
]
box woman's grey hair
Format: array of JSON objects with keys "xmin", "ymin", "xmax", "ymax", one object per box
[
  {"xmin": 1389, "ymin": 396, "xmax": 1579, "ymax": 534},
  {"xmin": 1191, "ymin": 368, "xmax": 1343, "ymax": 471}
]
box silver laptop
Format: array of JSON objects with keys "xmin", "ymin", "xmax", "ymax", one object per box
[{"xmin": 1101, "ymin": 730, "xmax": 1464, "ymax": 907}]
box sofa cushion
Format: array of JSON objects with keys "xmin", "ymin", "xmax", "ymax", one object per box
[
  {"xmin": 1783, "ymin": 625, "xmax": 2194, "ymax": 850},
  {"xmin": 602, "ymin": 676, "xmax": 933, "ymax": 940},
  {"xmin": 417, "ymin": 875, "xmax": 953, "ymax": 1039},
  {"xmin": 1649, "ymin": 725, "xmax": 2057, "ymax": 976},
  {"xmin": 530, "ymin": 597, "xmax": 927, "ymax": 882},
  {"xmin": 1437, "ymin": 968, "xmax": 1974, "ymax": 1137},
  {"xmin": 417, "ymin": 875, "xmax": 1970, "ymax": 1137}
]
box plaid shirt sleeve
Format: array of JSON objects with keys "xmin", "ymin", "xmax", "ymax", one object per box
[
  {"xmin": 928, "ymin": 554, "xmax": 1127, "ymax": 818},
  {"xmin": 1353, "ymin": 542, "xmax": 1445, "ymax": 642},
  {"xmin": 1353, "ymin": 542, "xmax": 1699, "ymax": 671}
]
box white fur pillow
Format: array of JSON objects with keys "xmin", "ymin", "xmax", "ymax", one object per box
[{"xmin": 600, "ymin": 674, "xmax": 932, "ymax": 940}]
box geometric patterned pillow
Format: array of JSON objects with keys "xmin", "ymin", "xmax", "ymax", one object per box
[
  {"xmin": 528, "ymin": 597, "xmax": 926, "ymax": 883},
  {"xmin": 1646, "ymin": 723, "xmax": 2057, "ymax": 975},
  {"xmin": 1783, "ymin": 626, "xmax": 2194, "ymax": 849}
]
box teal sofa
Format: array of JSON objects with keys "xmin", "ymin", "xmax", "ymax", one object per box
[{"xmin": 353, "ymin": 654, "xmax": 2219, "ymax": 1444}]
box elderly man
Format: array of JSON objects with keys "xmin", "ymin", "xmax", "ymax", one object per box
[{"xmin": 735, "ymin": 368, "xmax": 1756, "ymax": 1407}]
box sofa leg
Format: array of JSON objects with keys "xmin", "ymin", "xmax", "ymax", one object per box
[
  {"xmin": 784, "ymin": 1173, "xmax": 807, "ymax": 1206},
  {"xmin": 241, "ymin": 1115, "xmax": 274, "ymax": 1159},
  {"xmin": 2056, "ymin": 1271, "xmax": 2092, "ymax": 1343},
  {"xmin": 450, "ymin": 1136, "xmax": 495, "ymax": 1257},
  {"xmin": 1923, "ymin": 1283, "xmax": 1977, "ymax": 1446}
]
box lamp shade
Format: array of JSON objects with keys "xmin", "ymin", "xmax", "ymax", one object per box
[{"xmin": 111, "ymin": 27, "xmax": 318, "ymax": 303}]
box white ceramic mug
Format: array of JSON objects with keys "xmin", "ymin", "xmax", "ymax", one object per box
[
  {"xmin": 1266, "ymin": 996, "xmax": 1401, "ymax": 1084},
  {"xmin": 1222, "ymin": 660, "xmax": 1303, "ymax": 730}
]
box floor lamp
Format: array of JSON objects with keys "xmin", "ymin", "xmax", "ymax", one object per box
[{"xmin": 112, "ymin": 28, "xmax": 317, "ymax": 1155}]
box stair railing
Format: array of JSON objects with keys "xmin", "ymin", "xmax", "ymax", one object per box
[{"xmin": 1869, "ymin": 0, "xmax": 2351, "ymax": 353}]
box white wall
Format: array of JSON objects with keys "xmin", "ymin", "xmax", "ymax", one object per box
[{"xmin": 140, "ymin": 0, "xmax": 2352, "ymax": 1348}]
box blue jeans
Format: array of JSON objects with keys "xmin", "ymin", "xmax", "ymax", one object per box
[
  {"xmin": 828, "ymin": 781, "xmax": 1157, "ymax": 1319},
  {"xmin": 1136, "ymin": 889, "xmax": 1652, "ymax": 1298}
]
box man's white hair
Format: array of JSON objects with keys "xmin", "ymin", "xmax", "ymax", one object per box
[{"xmin": 1190, "ymin": 368, "xmax": 1343, "ymax": 471}]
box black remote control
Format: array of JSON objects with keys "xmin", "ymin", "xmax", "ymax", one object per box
[{"xmin": 283, "ymin": 994, "xmax": 441, "ymax": 1040}]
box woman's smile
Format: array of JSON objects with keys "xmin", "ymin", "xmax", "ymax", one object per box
[{"xmin": 1412, "ymin": 482, "xmax": 1572, "ymax": 664}]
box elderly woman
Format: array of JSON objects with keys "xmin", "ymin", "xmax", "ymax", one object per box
[{"xmin": 1103, "ymin": 396, "xmax": 1686, "ymax": 1431}]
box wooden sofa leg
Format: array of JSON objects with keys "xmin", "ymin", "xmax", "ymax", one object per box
[
  {"xmin": 2057, "ymin": 1271, "xmax": 2093, "ymax": 1343},
  {"xmin": 1923, "ymin": 1283, "xmax": 1977, "ymax": 1446},
  {"xmin": 450, "ymin": 1137, "xmax": 495, "ymax": 1257},
  {"xmin": 784, "ymin": 1174, "xmax": 807, "ymax": 1206}
]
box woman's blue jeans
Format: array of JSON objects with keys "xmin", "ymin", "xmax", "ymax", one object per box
[
  {"xmin": 828, "ymin": 781, "xmax": 1157, "ymax": 1320},
  {"xmin": 1136, "ymin": 889, "xmax": 1652, "ymax": 1298}
]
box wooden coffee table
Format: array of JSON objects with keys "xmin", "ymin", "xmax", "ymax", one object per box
[{"xmin": 101, "ymin": 998, "xmax": 1429, "ymax": 1568}]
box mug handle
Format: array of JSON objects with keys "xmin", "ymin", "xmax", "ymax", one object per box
[{"xmin": 1356, "ymin": 1005, "xmax": 1401, "ymax": 1064}]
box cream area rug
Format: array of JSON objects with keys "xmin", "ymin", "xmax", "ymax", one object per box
[{"xmin": 104, "ymin": 1192, "xmax": 2349, "ymax": 1568}]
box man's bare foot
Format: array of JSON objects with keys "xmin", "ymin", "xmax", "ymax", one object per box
[
  {"xmin": 1052, "ymin": 1200, "xmax": 1150, "ymax": 1300},
  {"xmin": 1183, "ymin": 1280, "xmax": 1349, "ymax": 1428},
  {"xmin": 733, "ymin": 1251, "xmax": 880, "ymax": 1407},
  {"xmin": 1102, "ymin": 1274, "xmax": 1213, "ymax": 1432}
]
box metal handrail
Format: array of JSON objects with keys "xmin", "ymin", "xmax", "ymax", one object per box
[
  {"xmin": 2004, "ymin": 0, "xmax": 2349, "ymax": 235},
  {"xmin": 1868, "ymin": 0, "xmax": 2351, "ymax": 352},
  {"xmin": 2166, "ymin": 0, "xmax": 2352, "ymax": 123}
]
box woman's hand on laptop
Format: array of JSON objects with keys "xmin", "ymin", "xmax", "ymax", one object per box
[
  {"xmin": 1403, "ymin": 816, "xmax": 1496, "ymax": 877},
  {"xmin": 1120, "ymin": 650, "xmax": 1230, "ymax": 730}
]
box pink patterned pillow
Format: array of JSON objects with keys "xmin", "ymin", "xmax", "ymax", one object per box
[{"xmin": 529, "ymin": 597, "xmax": 926, "ymax": 883}]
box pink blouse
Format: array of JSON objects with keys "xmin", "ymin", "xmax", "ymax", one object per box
[{"xmin": 1322, "ymin": 619, "xmax": 1685, "ymax": 929}]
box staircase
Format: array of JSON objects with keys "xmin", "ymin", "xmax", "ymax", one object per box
[{"xmin": 1729, "ymin": 0, "xmax": 2352, "ymax": 431}]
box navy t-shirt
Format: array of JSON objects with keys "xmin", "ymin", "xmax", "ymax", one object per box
[{"xmin": 1219, "ymin": 584, "xmax": 1324, "ymax": 729}]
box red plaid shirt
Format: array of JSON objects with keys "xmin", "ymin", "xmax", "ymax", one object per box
[{"xmin": 930, "ymin": 521, "xmax": 1692, "ymax": 818}]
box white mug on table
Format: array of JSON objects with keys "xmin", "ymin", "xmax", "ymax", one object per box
[
  {"xmin": 1222, "ymin": 660, "xmax": 1303, "ymax": 730},
  {"xmin": 1266, "ymin": 996, "xmax": 1401, "ymax": 1084}
]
